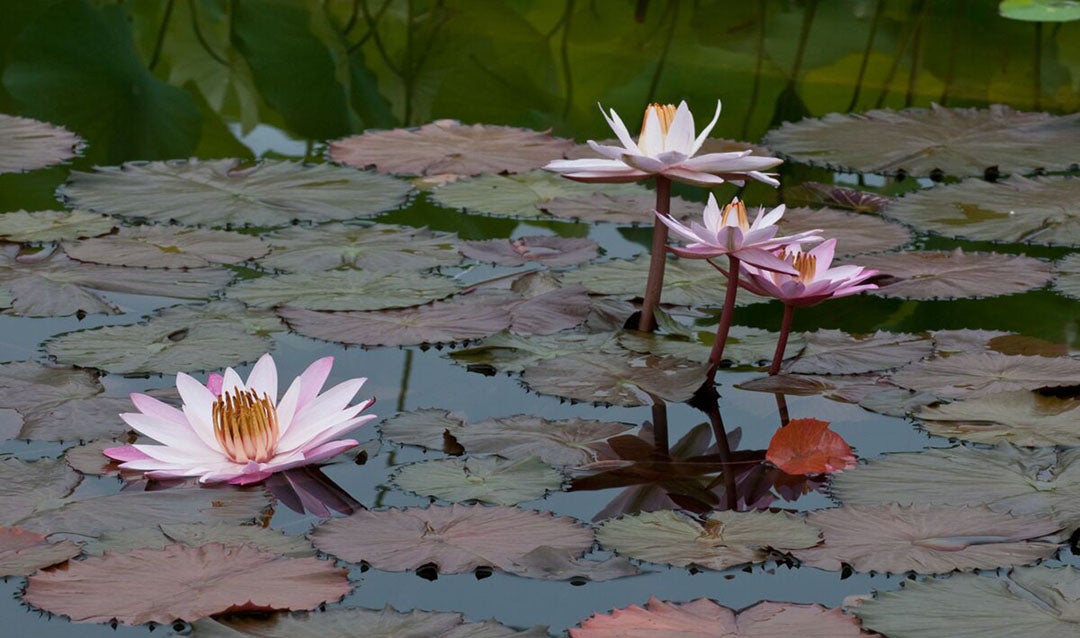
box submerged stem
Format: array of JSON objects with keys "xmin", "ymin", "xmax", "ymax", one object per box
[
  {"xmin": 638, "ymin": 176, "xmax": 672, "ymax": 333},
  {"xmin": 707, "ymin": 255, "xmax": 741, "ymax": 379},
  {"xmin": 769, "ymin": 303, "xmax": 795, "ymax": 375}
]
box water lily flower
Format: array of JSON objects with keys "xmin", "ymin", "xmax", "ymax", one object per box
[
  {"xmin": 544, "ymin": 101, "xmax": 783, "ymax": 187},
  {"xmin": 104, "ymin": 354, "xmax": 376, "ymax": 485},
  {"xmin": 737, "ymin": 238, "xmax": 879, "ymax": 306},
  {"xmin": 658, "ymin": 194, "xmax": 821, "ymax": 274}
]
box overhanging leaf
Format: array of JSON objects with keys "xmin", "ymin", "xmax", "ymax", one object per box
[{"xmin": 0, "ymin": 114, "xmax": 82, "ymax": 174}]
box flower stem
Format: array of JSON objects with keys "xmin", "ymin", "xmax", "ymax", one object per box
[
  {"xmin": 638, "ymin": 175, "xmax": 672, "ymax": 333},
  {"xmin": 769, "ymin": 303, "xmax": 795, "ymax": 375},
  {"xmin": 707, "ymin": 255, "xmax": 741, "ymax": 379}
]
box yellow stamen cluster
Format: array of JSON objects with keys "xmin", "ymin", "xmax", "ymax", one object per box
[
  {"xmin": 778, "ymin": 249, "xmax": 817, "ymax": 284},
  {"xmin": 213, "ymin": 388, "xmax": 279, "ymax": 464},
  {"xmin": 641, "ymin": 103, "xmax": 677, "ymax": 136},
  {"xmin": 720, "ymin": 199, "xmax": 749, "ymax": 231}
]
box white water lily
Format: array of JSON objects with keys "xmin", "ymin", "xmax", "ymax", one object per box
[{"xmin": 544, "ymin": 101, "xmax": 782, "ymax": 187}]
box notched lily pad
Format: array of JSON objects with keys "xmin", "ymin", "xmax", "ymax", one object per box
[
  {"xmin": 537, "ymin": 191, "xmax": 703, "ymax": 225},
  {"xmin": 784, "ymin": 181, "xmax": 891, "ymax": 213},
  {"xmin": 0, "ymin": 114, "xmax": 82, "ymax": 174},
  {"xmin": 0, "ymin": 210, "xmax": 116, "ymax": 243},
  {"xmin": 461, "ymin": 236, "xmax": 599, "ymax": 267},
  {"xmin": 0, "ymin": 361, "xmax": 133, "ymax": 441},
  {"xmin": 521, "ymin": 353, "xmax": 709, "ymax": 406},
  {"xmin": 257, "ymin": 223, "xmax": 462, "ymax": 272},
  {"xmin": 778, "ymin": 206, "xmax": 911, "ymax": 256},
  {"xmin": 227, "ymin": 270, "xmax": 460, "ymax": 311},
  {"xmin": 915, "ymin": 390, "xmax": 1080, "ymax": 446},
  {"xmin": 1053, "ymin": 252, "xmax": 1080, "ymax": 298},
  {"xmin": 392, "ymin": 456, "xmax": 564, "ymax": 505},
  {"xmin": 786, "ymin": 330, "xmax": 933, "ymax": 375},
  {"xmin": 82, "ymin": 523, "xmax": 316, "ymax": 558},
  {"xmin": 59, "ymin": 159, "xmax": 413, "ymax": 228},
  {"xmin": 0, "ymin": 526, "xmax": 81, "ymax": 577},
  {"xmin": 329, "ymin": 120, "xmax": 574, "ymax": 176},
  {"xmin": 890, "ymin": 352, "xmax": 1080, "ymax": 399},
  {"xmin": 855, "ymin": 249, "xmax": 1052, "ymax": 300},
  {"xmin": 62, "ymin": 225, "xmax": 269, "ymax": 268},
  {"xmin": 450, "ymin": 331, "xmax": 618, "ymax": 374}
]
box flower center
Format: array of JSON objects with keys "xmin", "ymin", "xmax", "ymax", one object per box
[
  {"xmin": 212, "ymin": 388, "xmax": 279, "ymax": 464},
  {"xmin": 778, "ymin": 249, "xmax": 817, "ymax": 284},
  {"xmin": 720, "ymin": 199, "xmax": 749, "ymax": 231},
  {"xmin": 640, "ymin": 103, "xmax": 677, "ymax": 137}
]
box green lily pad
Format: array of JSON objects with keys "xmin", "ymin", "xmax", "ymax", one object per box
[
  {"xmin": 883, "ymin": 175, "xmax": 1080, "ymax": 247},
  {"xmin": 82, "ymin": 523, "xmax": 316, "ymax": 558},
  {"xmin": 890, "ymin": 352, "xmax": 1080, "ymax": 399},
  {"xmin": 59, "ymin": 159, "xmax": 413, "ymax": 228},
  {"xmin": 1053, "ymin": 252, "xmax": 1080, "ymax": 298},
  {"xmin": 915, "ymin": 390, "xmax": 1080, "ymax": 446},
  {"xmin": 521, "ymin": 353, "xmax": 709, "ymax": 406},
  {"xmin": 62, "ymin": 225, "xmax": 269, "ymax": 268},
  {"xmin": 257, "ymin": 223, "xmax": 462, "ymax": 273},
  {"xmin": 764, "ymin": 105, "xmax": 1080, "ymax": 177},
  {"xmin": 595, "ymin": 509, "xmax": 821, "ymax": 571},
  {"xmin": 393, "ymin": 456, "xmax": 564, "ymax": 505},
  {"xmin": 228, "ymin": 270, "xmax": 460, "ymax": 311},
  {"xmin": 786, "ymin": 330, "xmax": 933, "ymax": 375},
  {"xmin": 0, "ymin": 114, "xmax": 82, "ymax": 174},
  {"xmin": 1000, "ymin": 0, "xmax": 1080, "ymax": 22},
  {"xmin": 0, "ymin": 210, "xmax": 116, "ymax": 243}
]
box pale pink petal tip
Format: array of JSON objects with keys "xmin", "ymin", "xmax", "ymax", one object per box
[
  {"xmin": 206, "ymin": 373, "xmax": 224, "ymax": 397},
  {"xmin": 103, "ymin": 446, "xmax": 153, "ymax": 462}
]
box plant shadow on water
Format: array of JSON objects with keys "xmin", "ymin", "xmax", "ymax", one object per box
[{"xmin": 2, "ymin": 0, "xmax": 1080, "ymax": 636}]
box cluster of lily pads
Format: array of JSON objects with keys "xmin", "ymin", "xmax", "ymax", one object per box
[{"xmin": 2, "ymin": 98, "xmax": 1080, "ymax": 637}]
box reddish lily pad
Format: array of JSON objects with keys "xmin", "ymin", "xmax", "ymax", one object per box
[
  {"xmin": 784, "ymin": 181, "xmax": 891, "ymax": 213},
  {"xmin": 883, "ymin": 175, "xmax": 1080, "ymax": 247},
  {"xmin": 0, "ymin": 114, "xmax": 82, "ymax": 174},
  {"xmin": 0, "ymin": 210, "xmax": 116, "ymax": 243},
  {"xmin": 0, "ymin": 526, "xmax": 81, "ymax": 577},
  {"xmin": 62, "ymin": 225, "xmax": 269, "ymax": 268},
  {"xmin": 81, "ymin": 523, "xmax": 316, "ymax": 558},
  {"xmin": 23, "ymin": 543, "xmax": 349, "ymax": 625},
  {"xmin": 766, "ymin": 418, "xmax": 856, "ymax": 475},
  {"xmin": 889, "ymin": 352, "xmax": 1080, "ymax": 399},
  {"xmin": 329, "ymin": 120, "xmax": 573, "ymax": 176},
  {"xmin": 310, "ymin": 504, "xmax": 593, "ymax": 576},
  {"xmin": 522, "ymin": 353, "xmax": 709, "ymax": 406},
  {"xmin": 461, "ymin": 236, "xmax": 599, "ymax": 267},
  {"xmin": 915, "ymin": 390, "xmax": 1080, "ymax": 446},
  {"xmin": 764, "ymin": 104, "xmax": 1080, "ymax": 177},
  {"xmin": 392, "ymin": 456, "xmax": 564, "ymax": 505},
  {"xmin": 793, "ymin": 505, "xmax": 1063, "ymax": 574},
  {"xmin": 59, "ymin": 159, "xmax": 413, "ymax": 228},
  {"xmin": 257, "ymin": 223, "xmax": 462, "ymax": 272},
  {"xmin": 855, "ymin": 249, "xmax": 1053, "ymax": 300},
  {"xmin": 571, "ymin": 597, "xmax": 874, "ymax": 638},
  {"xmin": 786, "ymin": 330, "xmax": 933, "ymax": 375},
  {"xmin": 777, "ymin": 207, "xmax": 911, "ymax": 256},
  {"xmin": 537, "ymin": 192, "xmax": 703, "ymax": 225}
]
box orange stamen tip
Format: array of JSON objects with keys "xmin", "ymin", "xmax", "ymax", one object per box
[
  {"xmin": 642, "ymin": 103, "xmax": 678, "ymax": 135},
  {"xmin": 212, "ymin": 388, "xmax": 280, "ymax": 464}
]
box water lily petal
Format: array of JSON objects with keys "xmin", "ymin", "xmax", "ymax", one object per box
[
  {"xmin": 660, "ymin": 166, "xmax": 729, "ymax": 186},
  {"xmin": 219, "ymin": 367, "xmax": 245, "ymax": 396},
  {"xmin": 638, "ymin": 107, "xmax": 664, "ymax": 156},
  {"xmin": 665, "ymin": 102, "xmax": 695, "ymax": 153},
  {"xmin": 175, "ymin": 373, "xmax": 223, "ymax": 452},
  {"xmin": 680, "ymin": 151, "xmax": 780, "ymax": 173},
  {"xmin": 542, "ymin": 157, "xmax": 632, "ymax": 172},
  {"xmin": 103, "ymin": 445, "xmax": 152, "ymax": 462},
  {"xmin": 585, "ymin": 140, "xmax": 631, "ymax": 160},
  {"xmin": 133, "ymin": 443, "xmax": 222, "ymax": 465},
  {"xmin": 119, "ymin": 412, "xmax": 214, "ymax": 454},
  {"xmin": 295, "ymin": 356, "xmax": 334, "ymax": 412},
  {"xmin": 736, "ymin": 247, "xmax": 802, "ymax": 275},
  {"xmin": 690, "ymin": 100, "xmax": 723, "ymax": 155},
  {"xmin": 245, "ymin": 353, "xmax": 278, "ymax": 402},
  {"xmin": 623, "ymin": 153, "xmax": 665, "ymax": 173},
  {"xmin": 129, "ymin": 393, "xmax": 187, "ymax": 427},
  {"xmin": 599, "ymin": 104, "xmax": 641, "ymax": 154}
]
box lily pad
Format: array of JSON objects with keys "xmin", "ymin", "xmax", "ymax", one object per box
[
  {"xmin": 329, "ymin": 120, "xmax": 574, "ymax": 176},
  {"xmin": 0, "ymin": 526, "xmax": 82, "ymax": 577},
  {"xmin": 0, "ymin": 114, "xmax": 82, "ymax": 174},
  {"xmin": 450, "ymin": 331, "xmax": 618, "ymax": 375},
  {"xmin": 227, "ymin": 270, "xmax": 460, "ymax": 311},
  {"xmin": 889, "ymin": 352, "xmax": 1080, "ymax": 399},
  {"xmin": 521, "ymin": 353, "xmax": 709, "ymax": 406},
  {"xmin": 784, "ymin": 181, "xmax": 891, "ymax": 213},
  {"xmin": 830, "ymin": 445, "xmax": 1080, "ymax": 528},
  {"xmin": 618, "ymin": 325, "xmax": 806, "ymax": 367},
  {"xmin": 23, "ymin": 543, "xmax": 349, "ymax": 625},
  {"xmin": 537, "ymin": 192, "xmax": 703, "ymax": 225},
  {"xmin": 430, "ymin": 170, "xmax": 649, "ymax": 219},
  {"xmin": 777, "ymin": 207, "xmax": 911, "ymax": 256},
  {"xmin": 392, "ymin": 456, "xmax": 563, "ymax": 505},
  {"xmin": 59, "ymin": 159, "xmax": 413, "ymax": 228},
  {"xmin": 44, "ymin": 301, "xmax": 283, "ymax": 375},
  {"xmin": 461, "ymin": 236, "xmax": 599, "ymax": 267},
  {"xmin": 257, "ymin": 223, "xmax": 462, "ymax": 273},
  {"xmin": 883, "ymin": 175, "xmax": 1080, "ymax": 247},
  {"xmin": 786, "ymin": 330, "xmax": 933, "ymax": 375},
  {"xmin": 0, "ymin": 210, "xmax": 116, "ymax": 243},
  {"xmin": 595, "ymin": 509, "xmax": 821, "ymax": 571},
  {"xmin": 571, "ymin": 597, "xmax": 874, "ymax": 638},
  {"xmin": 62, "ymin": 225, "xmax": 269, "ymax": 268},
  {"xmin": 849, "ymin": 566, "xmax": 1080, "ymax": 638},
  {"xmin": 0, "ymin": 244, "xmax": 232, "ymax": 317},
  {"xmin": 82, "ymin": 523, "xmax": 316, "ymax": 558},
  {"xmin": 1000, "ymin": 0, "xmax": 1080, "ymax": 22},
  {"xmin": 766, "ymin": 418, "xmax": 856, "ymax": 475},
  {"xmin": 915, "ymin": 390, "xmax": 1080, "ymax": 446},
  {"xmin": 764, "ymin": 105, "xmax": 1080, "ymax": 177},
  {"xmin": 377, "ymin": 408, "xmax": 468, "ymax": 451},
  {"xmin": 0, "ymin": 361, "xmax": 133, "ymax": 441},
  {"xmin": 310, "ymin": 504, "xmax": 593, "ymax": 575},
  {"xmin": 456, "ymin": 416, "xmax": 634, "ymax": 468},
  {"xmin": 1053, "ymin": 252, "xmax": 1080, "ymax": 298},
  {"xmin": 793, "ymin": 505, "xmax": 1062, "ymax": 574},
  {"xmin": 855, "ymin": 249, "xmax": 1053, "ymax": 300}
]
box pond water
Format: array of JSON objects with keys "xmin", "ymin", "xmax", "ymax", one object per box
[{"xmin": 2, "ymin": 1, "xmax": 1080, "ymax": 636}]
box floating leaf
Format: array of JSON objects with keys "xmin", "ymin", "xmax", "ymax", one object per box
[
  {"xmin": 393, "ymin": 456, "xmax": 563, "ymax": 505},
  {"xmin": 522, "ymin": 353, "xmax": 709, "ymax": 406},
  {"xmin": 932, "ymin": 328, "xmax": 1014, "ymax": 354},
  {"xmin": 0, "ymin": 210, "xmax": 115, "ymax": 243},
  {"xmin": 794, "ymin": 505, "xmax": 1062, "ymax": 574},
  {"xmin": 0, "ymin": 526, "xmax": 81, "ymax": 577},
  {"xmin": 764, "ymin": 105, "xmax": 1080, "ymax": 177},
  {"xmin": 455, "ymin": 416, "xmax": 634, "ymax": 468},
  {"xmin": 537, "ymin": 192, "xmax": 703, "ymax": 225},
  {"xmin": 44, "ymin": 301, "xmax": 283, "ymax": 375},
  {"xmin": 828, "ymin": 384, "xmax": 940, "ymax": 418},
  {"xmin": 784, "ymin": 181, "xmax": 891, "ymax": 213},
  {"xmin": 890, "ymin": 352, "xmax": 1080, "ymax": 399},
  {"xmin": 450, "ymin": 331, "xmax": 618, "ymax": 374},
  {"xmin": 65, "ymin": 440, "xmax": 124, "ymax": 476},
  {"xmin": 430, "ymin": 170, "xmax": 648, "ymax": 219},
  {"xmin": 378, "ymin": 408, "xmax": 468, "ymax": 451},
  {"xmin": 82, "ymin": 523, "xmax": 316, "ymax": 558},
  {"xmin": 736, "ymin": 373, "xmax": 840, "ymax": 395},
  {"xmin": 461, "ymin": 236, "xmax": 599, "ymax": 267},
  {"xmin": 0, "ymin": 361, "xmax": 132, "ymax": 441},
  {"xmin": 777, "ymin": 207, "xmax": 911, "ymax": 256},
  {"xmin": 310, "ymin": 504, "xmax": 593, "ymax": 575},
  {"xmin": 595, "ymin": 509, "xmax": 821, "ymax": 571},
  {"xmin": 883, "ymin": 175, "xmax": 1080, "ymax": 247},
  {"xmin": 228, "ymin": 270, "xmax": 459, "ymax": 311},
  {"xmin": 257, "ymin": 223, "xmax": 462, "ymax": 273},
  {"xmin": 508, "ymin": 546, "xmax": 639, "ymax": 582},
  {"xmin": 571, "ymin": 597, "xmax": 873, "ymax": 638},
  {"xmin": 59, "ymin": 159, "xmax": 413, "ymax": 228},
  {"xmin": 0, "ymin": 244, "xmax": 231, "ymax": 317},
  {"xmin": 1053, "ymin": 252, "xmax": 1080, "ymax": 298},
  {"xmin": 849, "ymin": 566, "xmax": 1080, "ymax": 638},
  {"xmin": 62, "ymin": 225, "xmax": 268, "ymax": 268},
  {"xmin": 766, "ymin": 418, "xmax": 856, "ymax": 475},
  {"xmin": 618, "ymin": 325, "xmax": 806, "ymax": 367},
  {"xmin": 329, "ymin": 120, "xmax": 573, "ymax": 176},
  {"xmin": 1000, "ymin": 0, "xmax": 1080, "ymax": 22},
  {"xmin": 0, "ymin": 114, "xmax": 82, "ymax": 174},
  {"xmin": 855, "ymin": 249, "xmax": 1052, "ymax": 299},
  {"xmin": 191, "ymin": 606, "xmax": 550, "ymax": 638},
  {"xmin": 830, "ymin": 445, "xmax": 1080, "ymax": 527},
  {"xmin": 915, "ymin": 390, "xmax": 1080, "ymax": 446},
  {"xmin": 0, "ymin": 458, "xmax": 81, "ymax": 527},
  {"xmin": 23, "ymin": 543, "xmax": 349, "ymax": 625},
  {"xmin": 786, "ymin": 330, "xmax": 933, "ymax": 375}
]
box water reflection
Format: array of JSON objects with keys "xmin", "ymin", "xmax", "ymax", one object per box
[{"xmin": 265, "ymin": 467, "xmax": 363, "ymax": 518}]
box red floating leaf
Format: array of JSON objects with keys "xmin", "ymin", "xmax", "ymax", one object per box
[{"xmin": 766, "ymin": 418, "xmax": 856, "ymax": 475}]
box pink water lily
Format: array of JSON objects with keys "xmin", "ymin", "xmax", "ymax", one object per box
[
  {"xmin": 738, "ymin": 238, "xmax": 879, "ymax": 306},
  {"xmin": 544, "ymin": 101, "xmax": 783, "ymax": 187},
  {"xmin": 104, "ymin": 354, "xmax": 376, "ymax": 485},
  {"xmin": 658, "ymin": 194, "xmax": 821, "ymax": 274}
]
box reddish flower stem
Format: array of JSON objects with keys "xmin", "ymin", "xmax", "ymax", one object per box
[
  {"xmin": 638, "ymin": 176, "xmax": 672, "ymax": 333},
  {"xmin": 769, "ymin": 303, "xmax": 796, "ymax": 375},
  {"xmin": 707, "ymin": 255, "xmax": 741, "ymax": 380}
]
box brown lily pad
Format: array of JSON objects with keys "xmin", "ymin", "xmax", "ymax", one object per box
[
  {"xmin": 890, "ymin": 352, "xmax": 1080, "ymax": 399},
  {"xmin": 0, "ymin": 526, "xmax": 81, "ymax": 577},
  {"xmin": 62, "ymin": 225, "xmax": 269, "ymax": 268},
  {"xmin": 855, "ymin": 249, "xmax": 1053, "ymax": 300},
  {"xmin": 522, "ymin": 353, "xmax": 709, "ymax": 406},
  {"xmin": 777, "ymin": 207, "xmax": 911, "ymax": 256}
]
